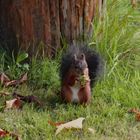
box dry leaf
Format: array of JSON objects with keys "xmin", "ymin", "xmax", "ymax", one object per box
[
  {"xmin": 131, "ymin": 0, "xmax": 137, "ymax": 8},
  {"xmin": 88, "ymin": 128, "xmax": 95, "ymax": 134},
  {"xmin": 18, "ymin": 73, "xmax": 27, "ymax": 84},
  {"xmin": 55, "ymin": 117, "xmax": 85, "ymax": 135},
  {"xmin": 5, "ymin": 98, "xmax": 22, "ymax": 109},
  {"xmin": 0, "ymin": 72, "xmax": 27, "ymax": 87},
  {"xmin": 136, "ymin": 113, "xmax": 140, "ymax": 121},
  {"xmin": 48, "ymin": 121, "xmax": 65, "ymax": 126},
  {"xmin": 0, "ymin": 128, "xmax": 8, "ymax": 137},
  {"xmin": 13, "ymin": 92, "xmax": 43, "ymax": 107},
  {"xmin": 0, "ymin": 91, "xmax": 10, "ymax": 97},
  {"xmin": 5, "ymin": 80, "xmax": 17, "ymax": 87},
  {"xmin": 0, "ymin": 73, "xmax": 10, "ymax": 85},
  {"xmin": 128, "ymin": 108, "xmax": 135, "ymax": 113},
  {"xmin": 128, "ymin": 108, "xmax": 140, "ymax": 121},
  {"xmin": 0, "ymin": 128, "xmax": 21, "ymax": 140},
  {"xmin": 4, "ymin": 73, "xmax": 27, "ymax": 87}
]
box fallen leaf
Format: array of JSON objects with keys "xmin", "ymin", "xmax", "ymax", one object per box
[
  {"xmin": 18, "ymin": 73, "xmax": 28, "ymax": 84},
  {"xmin": 88, "ymin": 128, "xmax": 95, "ymax": 134},
  {"xmin": 136, "ymin": 113, "xmax": 140, "ymax": 121},
  {"xmin": 0, "ymin": 73, "xmax": 10, "ymax": 85},
  {"xmin": 0, "ymin": 128, "xmax": 8, "ymax": 137},
  {"xmin": 5, "ymin": 80, "xmax": 17, "ymax": 87},
  {"xmin": 0, "ymin": 128, "xmax": 21, "ymax": 140},
  {"xmin": 48, "ymin": 120, "xmax": 65, "ymax": 126},
  {"xmin": 5, "ymin": 98, "xmax": 22, "ymax": 109},
  {"xmin": 131, "ymin": 0, "xmax": 137, "ymax": 8},
  {"xmin": 4, "ymin": 73, "xmax": 27, "ymax": 87},
  {"xmin": 0, "ymin": 91, "xmax": 11, "ymax": 97},
  {"xmin": 128, "ymin": 108, "xmax": 139, "ymax": 114},
  {"xmin": 13, "ymin": 92, "xmax": 43, "ymax": 107},
  {"xmin": 128, "ymin": 108, "xmax": 140, "ymax": 121},
  {"xmin": 55, "ymin": 117, "xmax": 85, "ymax": 135}
]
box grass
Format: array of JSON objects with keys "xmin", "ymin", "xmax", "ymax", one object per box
[{"xmin": 0, "ymin": 0, "xmax": 140, "ymax": 139}]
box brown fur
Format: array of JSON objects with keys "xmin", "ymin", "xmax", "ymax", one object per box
[{"xmin": 61, "ymin": 66, "xmax": 91, "ymax": 104}]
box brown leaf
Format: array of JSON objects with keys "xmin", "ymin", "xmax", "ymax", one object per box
[
  {"xmin": 0, "ymin": 128, "xmax": 21, "ymax": 140},
  {"xmin": 88, "ymin": 128, "xmax": 95, "ymax": 134},
  {"xmin": 128, "ymin": 108, "xmax": 139, "ymax": 114},
  {"xmin": 48, "ymin": 121, "xmax": 65, "ymax": 126},
  {"xmin": 0, "ymin": 128, "xmax": 8, "ymax": 137},
  {"xmin": 131, "ymin": 0, "xmax": 137, "ymax": 8},
  {"xmin": 13, "ymin": 92, "xmax": 43, "ymax": 107},
  {"xmin": 136, "ymin": 113, "xmax": 140, "ymax": 121},
  {"xmin": 0, "ymin": 91, "xmax": 10, "ymax": 97},
  {"xmin": 5, "ymin": 80, "xmax": 17, "ymax": 87},
  {"xmin": 5, "ymin": 98, "xmax": 22, "ymax": 109},
  {"xmin": 55, "ymin": 117, "xmax": 85, "ymax": 135},
  {"xmin": 18, "ymin": 73, "xmax": 27, "ymax": 84},
  {"xmin": 4, "ymin": 73, "xmax": 27, "ymax": 87},
  {"xmin": 0, "ymin": 73, "xmax": 10, "ymax": 85},
  {"xmin": 128, "ymin": 108, "xmax": 140, "ymax": 121}
]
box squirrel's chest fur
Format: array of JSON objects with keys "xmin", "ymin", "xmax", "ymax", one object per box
[{"xmin": 70, "ymin": 85, "xmax": 80, "ymax": 103}]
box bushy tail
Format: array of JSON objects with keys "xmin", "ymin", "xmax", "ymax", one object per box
[{"xmin": 60, "ymin": 44, "xmax": 104, "ymax": 87}]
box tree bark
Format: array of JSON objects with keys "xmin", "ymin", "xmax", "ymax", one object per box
[{"xmin": 0, "ymin": 0, "xmax": 104, "ymax": 57}]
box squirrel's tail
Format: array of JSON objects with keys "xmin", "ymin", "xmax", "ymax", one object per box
[{"xmin": 60, "ymin": 44, "xmax": 104, "ymax": 87}]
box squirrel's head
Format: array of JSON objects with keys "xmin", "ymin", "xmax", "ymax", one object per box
[{"xmin": 71, "ymin": 53, "xmax": 88, "ymax": 76}]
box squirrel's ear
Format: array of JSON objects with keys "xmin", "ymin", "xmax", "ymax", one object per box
[{"xmin": 80, "ymin": 53, "xmax": 85, "ymax": 60}]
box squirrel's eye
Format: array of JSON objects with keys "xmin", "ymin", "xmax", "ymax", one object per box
[{"xmin": 75, "ymin": 65, "xmax": 79, "ymax": 69}]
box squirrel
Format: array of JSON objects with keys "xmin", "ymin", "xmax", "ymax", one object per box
[{"xmin": 60, "ymin": 44, "xmax": 104, "ymax": 104}]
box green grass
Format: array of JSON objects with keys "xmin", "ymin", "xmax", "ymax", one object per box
[{"xmin": 0, "ymin": 0, "xmax": 140, "ymax": 139}]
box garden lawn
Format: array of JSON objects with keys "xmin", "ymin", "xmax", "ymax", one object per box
[{"xmin": 0, "ymin": 0, "xmax": 140, "ymax": 139}]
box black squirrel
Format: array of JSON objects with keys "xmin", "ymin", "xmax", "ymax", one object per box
[{"xmin": 60, "ymin": 44, "xmax": 104, "ymax": 104}]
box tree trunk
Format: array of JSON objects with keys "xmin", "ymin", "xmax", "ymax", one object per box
[{"xmin": 0, "ymin": 0, "xmax": 104, "ymax": 57}]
